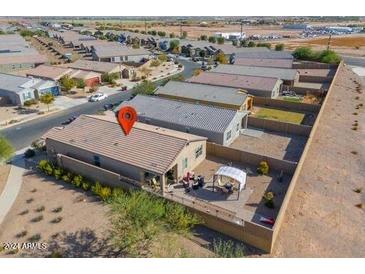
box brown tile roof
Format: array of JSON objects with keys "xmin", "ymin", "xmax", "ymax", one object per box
[
  {"xmin": 234, "ymin": 58, "xmax": 293, "ymax": 68},
  {"xmin": 43, "ymin": 114, "xmax": 206, "ymax": 174},
  {"xmin": 26, "ymin": 65, "xmax": 72, "ymax": 81},
  {"xmin": 187, "ymin": 72, "xmax": 280, "ymax": 92},
  {"xmin": 67, "ymin": 59, "xmax": 121, "ymax": 74},
  {"xmin": 0, "ymin": 54, "xmax": 47, "ymax": 65}
]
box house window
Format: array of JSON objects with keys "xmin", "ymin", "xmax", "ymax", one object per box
[
  {"xmin": 93, "ymin": 155, "xmax": 100, "ymax": 167},
  {"xmin": 195, "ymin": 145, "xmax": 203, "ymax": 159},
  {"xmin": 182, "ymin": 158, "xmax": 188, "ymax": 169},
  {"xmin": 226, "ymin": 130, "xmax": 232, "ymax": 141}
]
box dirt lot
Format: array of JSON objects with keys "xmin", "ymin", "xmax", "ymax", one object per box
[
  {"xmin": 270, "ymin": 64, "xmax": 365, "ymax": 257},
  {"xmin": 230, "ymin": 129, "xmax": 307, "ymax": 162},
  {"xmin": 0, "ymin": 165, "xmax": 11, "ymax": 196},
  {"xmin": 0, "ymin": 169, "xmax": 213, "ymax": 258}
]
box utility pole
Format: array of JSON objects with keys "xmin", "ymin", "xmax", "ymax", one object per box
[
  {"xmin": 240, "ymin": 20, "xmax": 243, "ymax": 40},
  {"xmin": 327, "ymin": 34, "xmax": 332, "ymax": 50},
  {"xmin": 180, "ymin": 21, "xmax": 183, "ymax": 38},
  {"xmin": 144, "ymin": 18, "xmax": 147, "ymax": 33}
]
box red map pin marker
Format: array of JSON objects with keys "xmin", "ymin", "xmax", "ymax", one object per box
[{"xmin": 117, "ymin": 106, "xmax": 137, "ymax": 136}]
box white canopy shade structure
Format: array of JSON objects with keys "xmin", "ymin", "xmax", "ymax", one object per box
[{"xmin": 213, "ymin": 166, "xmax": 247, "ymax": 200}]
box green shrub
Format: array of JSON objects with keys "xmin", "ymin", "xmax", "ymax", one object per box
[
  {"xmin": 75, "ymin": 79, "xmax": 86, "ymax": 89},
  {"xmin": 164, "ymin": 202, "xmax": 200, "ymax": 233},
  {"xmin": 82, "ymin": 181, "xmax": 91, "ymax": 191},
  {"xmin": 212, "ymin": 239, "xmax": 245, "ymax": 258},
  {"xmin": 24, "ymin": 99, "xmax": 38, "ymax": 107},
  {"xmin": 51, "ymin": 217, "xmax": 63, "ymax": 224},
  {"xmin": 31, "ymin": 215, "xmax": 44, "ymax": 223},
  {"xmin": 52, "ymin": 206, "xmax": 63, "ymax": 213},
  {"xmin": 72, "ymin": 175, "xmax": 83, "ymax": 188},
  {"xmin": 263, "ymin": 191, "xmax": 275, "ymax": 208},
  {"xmin": 157, "ymin": 54, "xmax": 168, "ymax": 62},
  {"xmin": 16, "ymin": 230, "xmax": 28, "ymax": 238},
  {"xmin": 53, "ymin": 167, "xmax": 64, "ymax": 180},
  {"xmin": 28, "ymin": 233, "xmax": 41, "ymax": 242},
  {"xmin": 257, "ymin": 161, "xmax": 269, "ymax": 175},
  {"xmin": 99, "ymin": 186, "xmax": 112, "ymax": 201},
  {"xmin": 62, "ymin": 172, "xmax": 73, "ymax": 183},
  {"xmin": 35, "ymin": 206, "xmax": 45, "ymax": 212},
  {"xmin": 275, "ymin": 43, "xmax": 284, "ymax": 51},
  {"xmin": 92, "ymin": 181, "xmax": 103, "ymax": 195}
]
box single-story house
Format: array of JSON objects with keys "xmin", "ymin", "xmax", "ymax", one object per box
[
  {"xmin": 43, "ymin": 114, "xmax": 207, "ymax": 190},
  {"xmin": 118, "ymin": 94, "xmax": 248, "ymax": 146},
  {"xmin": 0, "ymin": 73, "xmax": 59, "ymax": 105},
  {"xmin": 66, "ymin": 60, "xmax": 122, "ymax": 76},
  {"xmin": 119, "ymin": 31, "xmax": 156, "ymax": 48},
  {"xmin": 211, "ymin": 64, "xmax": 299, "ymax": 86},
  {"xmin": 25, "ymin": 65, "xmax": 102, "ymax": 87},
  {"xmin": 233, "ymin": 50, "xmax": 294, "ymax": 60},
  {"xmin": 0, "ymin": 34, "xmax": 47, "ymax": 73},
  {"xmin": 187, "ymin": 72, "xmax": 283, "ymax": 98},
  {"xmin": 91, "ymin": 44, "xmax": 150, "ymax": 63},
  {"xmin": 297, "ymin": 69, "xmax": 336, "ymax": 83},
  {"xmin": 233, "ymin": 58, "xmax": 293, "ymax": 68},
  {"xmin": 155, "ymin": 81, "xmax": 253, "ymax": 111},
  {"xmin": 26, "ymin": 65, "xmax": 72, "ymax": 81}
]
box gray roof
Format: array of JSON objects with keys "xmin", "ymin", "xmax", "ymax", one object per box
[
  {"xmin": 118, "ymin": 95, "xmax": 239, "ymax": 134},
  {"xmin": 0, "ymin": 73, "xmax": 51, "ymax": 94},
  {"xmin": 155, "ymin": 81, "xmax": 248, "ymax": 107},
  {"xmin": 92, "ymin": 44, "xmax": 149, "ymax": 58},
  {"xmin": 234, "ymin": 50, "xmax": 293, "ymax": 59},
  {"xmin": 0, "ymin": 73, "xmax": 31, "ymax": 93},
  {"xmin": 211, "ymin": 64, "xmax": 298, "ymax": 81}
]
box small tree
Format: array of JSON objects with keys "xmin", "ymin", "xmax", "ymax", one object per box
[
  {"xmin": 240, "ymin": 39, "xmax": 249, "ymax": 47},
  {"xmin": 216, "ymin": 52, "xmax": 228, "ymax": 64},
  {"xmin": 39, "ymin": 93, "xmax": 55, "ymax": 112},
  {"xmin": 132, "ymin": 80, "xmax": 156, "ymax": 95},
  {"xmin": 169, "ymin": 32, "xmax": 176, "ymax": 38},
  {"xmin": 292, "ymin": 47, "xmax": 314, "ymax": 60},
  {"xmin": 275, "ymin": 43, "xmax": 284, "ymax": 51},
  {"xmin": 181, "ymin": 31, "xmax": 187, "ymax": 39},
  {"xmin": 208, "ymin": 36, "xmax": 217, "ymax": 43},
  {"xmin": 157, "ymin": 54, "xmax": 168, "ymax": 62},
  {"xmin": 59, "ymin": 76, "xmax": 75, "ymax": 92},
  {"xmin": 200, "ymin": 35, "xmax": 208, "ymax": 41},
  {"xmin": 217, "ymin": 37, "xmax": 225, "ymax": 44},
  {"xmin": 232, "ymin": 40, "xmax": 238, "ymax": 46},
  {"xmin": 169, "ymin": 39, "xmax": 180, "ymax": 52},
  {"xmin": 76, "ymin": 79, "xmax": 86, "ymax": 89},
  {"xmin": 247, "ymin": 41, "xmax": 256, "ymax": 47},
  {"xmin": 0, "ymin": 136, "xmax": 14, "ymax": 164}
]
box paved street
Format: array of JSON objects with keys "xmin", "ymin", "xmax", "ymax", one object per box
[{"xmin": 0, "ymin": 59, "xmax": 199, "ymax": 150}]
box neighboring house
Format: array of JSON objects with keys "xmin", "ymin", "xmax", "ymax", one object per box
[
  {"xmin": 119, "ymin": 31, "xmax": 157, "ymax": 48},
  {"xmin": 0, "ymin": 73, "xmax": 59, "ymax": 105},
  {"xmin": 155, "ymin": 81, "xmax": 253, "ymax": 111},
  {"xmin": 0, "ymin": 34, "xmax": 47, "ymax": 73},
  {"xmin": 26, "ymin": 65, "xmax": 72, "ymax": 81},
  {"xmin": 66, "ymin": 60, "xmax": 122, "ymax": 76},
  {"xmin": 91, "ymin": 44, "xmax": 150, "ymax": 63},
  {"xmin": 211, "ymin": 64, "xmax": 299, "ymax": 86},
  {"xmin": 25, "ymin": 65, "xmax": 102, "ymax": 87},
  {"xmin": 118, "ymin": 94, "xmax": 248, "ymax": 146},
  {"xmin": 231, "ymin": 58, "xmax": 293, "ymax": 68},
  {"xmin": 187, "ymin": 72, "xmax": 283, "ymax": 98},
  {"xmin": 43, "ymin": 114, "xmax": 207, "ymax": 190},
  {"xmin": 233, "ymin": 50, "xmax": 294, "ymax": 60},
  {"xmin": 53, "ymin": 31, "xmax": 96, "ymax": 48}
]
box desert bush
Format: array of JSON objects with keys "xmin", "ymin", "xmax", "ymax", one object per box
[
  {"xmin": 26, "ymin": 198, "xmax": 34, "ymax": 204},
  {"xmin": 62, "ymin": 172, "xmax": 73, "ymax": 183},
  {"xmin": 257, "ymin": 161, "xmax": 269, "ymax": 175},
  {"xmin": 28, "ymin": 233, "xmax": 41, "ymax": 242},
  {"xmin": 23, "ymin": 99, "xmax": 38, "ymax": 107},
  {"xmin": 31, "ymin": 215, "xmax": 44, "ymax": 223},
  {"xmin": 35, "ymin": 206, "xmax": 45, "ymax": 212},
  {"xmin": 212, "ymin": 239, "xmax": 245, "ymax": 258},
  {"xmin": 157, "ymin": 54, "xmax": 168, "ymax": 62},
  {"xmin": 19, "ymin": 209, "xmax": 29, "ymax": 215},
  {"xmin": 52, "ymin": 206, "xmax": 63, "ymax": 213},
  {"xmin": 164, "ymin": 202, "xmax": 200, "ymax": 233},
  {"xmin": 263, "ymin": 191, "xmax": 275, "ymax": 208},
  {"xmin": 16, "ymin": 230, "xmax": 28, "ymax": 238},
  {"xmin": 99, "ymin": 186, "xmax": 112, "ymax": 201},
  {"xmin": 150, "ymin": 59, "xmax": 160, "ymax": 67},
  {"xmin": 51, "ymin": 217, "xmax": 63, "ymax": 224}
]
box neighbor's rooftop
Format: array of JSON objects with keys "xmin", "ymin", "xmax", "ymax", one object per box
[
  {"xmin": 67, "ymin": 59, "xmax": 121, "ymax": 73},
  {"xmin": 118, "ymin": 94, "xmax": 241, "ymax": 134},
  {"xmin": 211, "ymin": 64, "xmax": 298, "ymax": 81},
  {"xmin": 187, "ymin": 72, "xmax": 281, "ymax": 92},
  {"xmin": 43, "ymin": 114, "xmax": 207, "ymax": 175},
  {"xmin": 92, "ymin": 44, "xmax": 149, "ymax": 58},
  {"xmin": 233, "ymin": 58, "xmax": 293, "ymax": 68},
  {"xmin": 155, "ymin": 80, "xmax": 248, "ymax": 107}
]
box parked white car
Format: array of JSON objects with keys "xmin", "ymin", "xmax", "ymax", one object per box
[{"xmin": 89, "ymin": 93, "xmax": 108, "ymax": 102}]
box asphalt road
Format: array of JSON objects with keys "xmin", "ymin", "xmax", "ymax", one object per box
[{"xmin": 0, "ymin": 59, "xmax": 199, "ymax": 150}]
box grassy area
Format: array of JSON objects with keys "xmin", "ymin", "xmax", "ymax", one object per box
[
  {"xmin": 282, "ymin": 96, "xmax": 303, "ymax": 103},
  {"xmin": 254, "ymin": 107, "xmax": 305, "ymax": 124}
]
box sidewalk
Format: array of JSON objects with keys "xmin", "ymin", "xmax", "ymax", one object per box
[{"xmin": 0, "ymin": 148, "xmax": 27, "ymax": 225}]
